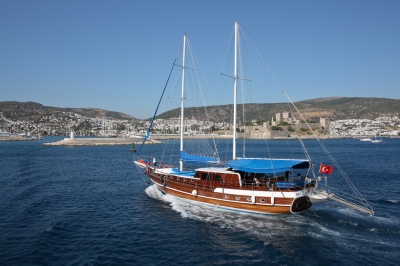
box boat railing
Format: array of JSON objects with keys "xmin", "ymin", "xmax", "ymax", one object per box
[{"xmin": 156, "ymin": 172, "xmax": 313, "ymax": 192}]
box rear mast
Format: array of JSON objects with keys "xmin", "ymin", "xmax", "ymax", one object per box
[
  {"xmin": 233, "ymin": 22, "xmax": 238, "ymax": 160},
  {"xmin": 180, "ymin": 34, "xmax": 187, "ymax": 172}
]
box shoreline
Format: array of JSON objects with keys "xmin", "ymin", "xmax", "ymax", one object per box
[
  {"xmin": 42, "ymin": 137, "xmax": 161, "ymax": 146},
  {"xmin": 2, "ymin": 135, "xmax": 393, "ymax": 146}
]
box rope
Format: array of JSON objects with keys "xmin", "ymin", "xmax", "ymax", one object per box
[{"xmin": 136, "ymin": 57, "xmax": 177, "ymax": 156}]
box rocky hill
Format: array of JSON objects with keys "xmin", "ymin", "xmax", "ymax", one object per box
[
  {"xmin": 155, "ymin": 97, "xmax": 400, "ymax": 122},
  {"xmin": 1, "ymin": 97, "xmax": 399, "ymax": 124},
  {"xmin": 0, "ymin": 101, "xmax": 136, "ymax": 122}
]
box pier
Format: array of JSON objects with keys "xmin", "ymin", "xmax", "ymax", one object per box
[{"xmin": 43, "ymin": 137, "xmax": 160, "ymax": 146}]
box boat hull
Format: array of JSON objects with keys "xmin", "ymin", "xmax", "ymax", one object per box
[{"xmin": 148, "ymin": 170, "xmax": 312, "ymax": 215}]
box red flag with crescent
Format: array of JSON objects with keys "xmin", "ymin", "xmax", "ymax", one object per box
[{"xmin": 319, "ymin": 163, "xmax": 333, "ymax": 174}]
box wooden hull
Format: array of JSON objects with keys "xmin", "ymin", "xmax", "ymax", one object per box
[{"xmin": 147, "ymin": 170, "xmax": 312, "ymax": 215}]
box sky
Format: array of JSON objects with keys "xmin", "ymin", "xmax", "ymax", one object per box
[{"xmin": 1, "ymin": 0, "xmax": 399, "ymax": 119}]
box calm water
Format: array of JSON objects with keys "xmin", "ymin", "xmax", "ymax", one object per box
[{"xmin": 0, "ymin": 137, "xmax": 399, "ymax": 265}]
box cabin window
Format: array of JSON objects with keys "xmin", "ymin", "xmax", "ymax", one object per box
[
  {"xmin": 184, "ymin": 178, "xmax": 187, "ymax": 182},
  {"xmin": 202, "ymin": 173, "xmax": 210, "ymax": 180},
  {"xmin": 235, "ymin": 196, "xmax": 241, "ymax": 200},
  {"xmin": 194, "ymin": 172, "xmax": 200, "ymax": 178},
  {"xmin": 260, "ymin": 198, "xmax": 265, "ymax": 203},
  {"xmin": 190, "ymin": 179, "xmax": 194, "ymax": 183},
  {"xmin": 169, "ymin": 176, "xmax": 173, "ymax": 180},
  {"xmin": 246, "ymin": 197, "xmax": 252, "ymax": 202},
  {"xmin": 224, "ymin": 195, "xmax": 230, "ymax": 199},
  {"xmin": 177, "ymin": 177, "xmax": 180, "ymax": 181},
  {"xmin": 214, "ymin": 174, "xmax": 222, "ymax": 181}
]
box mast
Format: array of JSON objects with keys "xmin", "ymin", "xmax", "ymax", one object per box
[
  {"xmin": 180, "ymin": 34, "xmax": 187, "ymax": 171},
  {"xmin": 233, "ymin": 22, "xmax": 238, "ymax": 160}
]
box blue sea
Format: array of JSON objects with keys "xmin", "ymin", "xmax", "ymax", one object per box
[{"xmin": 0, "ymin": 137, "xmax": 399, "ymax": 265}]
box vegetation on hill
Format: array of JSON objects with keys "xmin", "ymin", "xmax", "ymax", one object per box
[
  {"xmin": 0, "ymin": 101, "xmax": 136, "ymax": 122},
  {"xmin": 1, "ymin": 97, "xmax": 399, "ymax": 123},
  {"xmin": 154, "ymin": 97, "xmax": 400, "ymax": 122}
]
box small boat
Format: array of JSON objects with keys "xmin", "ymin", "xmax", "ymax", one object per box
[
  {"xmin": 0, "ymin": 131, "xmax": 10, "ymax": 137},
  {"xmin": 134, "ymin": 22, "xmax": 373, "ymax": 215},
  {"xmin": 360, "ymin": 137, "xmax": 372, "ymax": 141},
  {"xmin": 371, "ymin": 135, "xmax": 382, "ymax": 143},
  {"xmin": 130, "ymin": 142, "xmax": 136, "ymax": 152}
]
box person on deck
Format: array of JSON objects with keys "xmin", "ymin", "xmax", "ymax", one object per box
[{"xmin": 152, "ymin": 156, "xmax": 157, "ymax": 167}]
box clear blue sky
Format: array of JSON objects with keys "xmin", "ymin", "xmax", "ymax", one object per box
[{"xmin": 1, "ymin": 0, "xmax": 399, "ymax": 119}]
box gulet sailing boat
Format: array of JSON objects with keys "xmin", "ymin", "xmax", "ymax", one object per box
[{"xmin": 134, "ymin": 22, "xmax": 374, "ymax": 215}]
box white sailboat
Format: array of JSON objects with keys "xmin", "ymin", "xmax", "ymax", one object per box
[
  {"xmin": 371, "ymin": 135, "xmax": 382, "ymax": 143},
  {"xmin": 134, "ymin": 22, "xmax": 374, "ymax": 215}
]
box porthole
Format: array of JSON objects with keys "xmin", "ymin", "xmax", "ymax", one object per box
[
  {"xmin": 235, "ymin": 196, "xmax": 241, "ymax": 200},
  {"xmin": 260, "ymin": 198, "xmax": 265, "ymax": 203},
  {"xmin": 190, "ymin": 180, "xmax": 194, "ymax": 182},
  {"xmin": 169, "ymin": 176, "xmax": 173, "ymax": 180},
  {"xmin": 177, "ymin": 177, "xmax": 180, "ymax": 181},
  {"xmin": 184, "ymin": 178, "xmax": 187, "ymax": 182},
  {"xmin": 224, "ymin": 195, "xmax": 230, "ymax": 199},
  {"xmin": 246, "ymin": 197, "xmax": 252, "ymax": 202}
]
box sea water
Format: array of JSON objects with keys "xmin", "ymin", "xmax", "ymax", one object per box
[{"xmin": 0, "ymin": 137, "xmax": 399, "ymax": 265}]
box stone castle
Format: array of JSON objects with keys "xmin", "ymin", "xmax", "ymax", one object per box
[{"xmin": 245, "ymin": 112, "xmax": 329, "ymax": 139}]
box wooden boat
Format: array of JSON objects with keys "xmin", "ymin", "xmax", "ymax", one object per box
[{"xmin": 134, "ymin": 22, "xmax": 373, "ymax": 215}]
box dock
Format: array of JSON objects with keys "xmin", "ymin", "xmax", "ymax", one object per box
[{"xmin": 43, "ymin": 137, "xmax": 161, "ymax": 146}]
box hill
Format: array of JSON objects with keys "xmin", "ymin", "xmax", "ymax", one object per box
[
  {"xmin": 0, "ymin": 101, "xmax": 136, "ymax": 122},
  {"xmin": 154, "ymin": 97, "xmax": 400, "ymax": 122},
  {"xmin": 1, "ymin": 97, "xmax": 399, "ymax": 124}
]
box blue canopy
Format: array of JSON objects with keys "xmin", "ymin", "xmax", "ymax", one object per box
[
  {"xmin": 226, "ymin": 158, "xmax": 310, "ymax": 173},
  {"xmin": 180, "ymin": 151, "xmax": 218, "ymax": 164}
]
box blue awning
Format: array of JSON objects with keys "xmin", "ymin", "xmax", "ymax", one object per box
[
  {"xmin": 226, "ymin": 158, "xmax": 310, "ymax": 173},
  {"xmin": 180, "ymin": 151, "xmax": 218, "ymax": 164}
]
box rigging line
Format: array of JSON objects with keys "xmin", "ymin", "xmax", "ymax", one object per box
[
  {"xmin": 242, "ymin": 29, "xmax": 327, "ymax": 162},
  {"xmin": 317, "ymin": 144, "xmax": 372, "ymax": 210},
  {"xmin": 240, "ymin": 27, "xmax": 283, "ymax": 163},
  {"xmin": 238, "ymin": 32, "xmax": 247, "ymax": 157},
  {"xmin": 136, "ymin": 57, "xmax": 178, "ymax": 156},
  {"xmin": 220, "ymin": 26, "xmax": 235, "ymax": 78},
  {"xmin": 242, "ymin": 34, "xmax": 271, "ymax": 162},
  {"xmin": 186, "ymin": 40, "xmax": 220, "ymax": 161},
  {"xmin": 240, "ymin": 30, "xmax": 277, "ymax": 175},
  {"xmin": 319, "ymin": 142, "xmax": 372, "ymax": 209}
]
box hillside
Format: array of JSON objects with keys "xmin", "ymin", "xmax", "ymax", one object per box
[
  {"xmin": 1, "ymin": 97, "xmax": 399, "ymax": 123},
  {"xmin": 154, "ymin": 97, "xmax": 400, "ymax": 122},
  {"xmin": 0, "ymin": 101, "xmax": 136, "ymax": 122}
]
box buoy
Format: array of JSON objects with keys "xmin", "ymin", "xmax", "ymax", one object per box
[{"xmin": 192, "ymin": 190, "xmax": 197, "ymax": 196}]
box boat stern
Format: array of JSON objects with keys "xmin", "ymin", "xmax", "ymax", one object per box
[{"xmin": 290, "ymin": 195, "xmax": 313, "ymax": 213}]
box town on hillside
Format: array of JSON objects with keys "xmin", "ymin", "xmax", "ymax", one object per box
[{"xmin": 1, "ymin": 111, "xmax": 399, "ymax": 140}]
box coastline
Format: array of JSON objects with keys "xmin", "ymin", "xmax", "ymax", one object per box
[
  {"xmin": 1, "ymin": 134, "xmax": 351, "ymax": 145},
  {"xmin": 42, "ymin": 137, "xmax": 161, "ymax": 146}
]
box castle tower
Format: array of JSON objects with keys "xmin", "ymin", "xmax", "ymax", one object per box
[{"xmin": 320, "ymin": 118, "xmax": 330, "ymax": 134}]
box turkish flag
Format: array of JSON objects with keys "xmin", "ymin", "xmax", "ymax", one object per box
[{"xmin": 319, "ymin": 164, "xmax": 333, "ymax": 174}]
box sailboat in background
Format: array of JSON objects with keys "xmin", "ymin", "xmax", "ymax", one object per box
[
  {"xmin": 371, "ymin": 135, "xmax": 382, "ymax": 143},
  {"xmin": 134, "ymin": 22, "xmax": 374, "ymax": 215}
]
